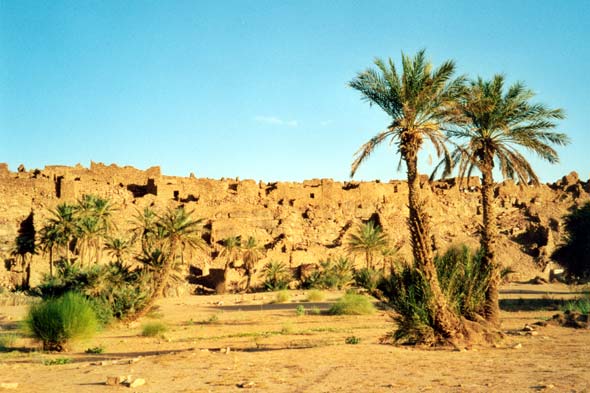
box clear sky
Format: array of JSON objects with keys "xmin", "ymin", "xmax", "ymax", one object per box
[{"xmin": 1, "ymin": 1, "xmax": 589, "ymax": 182}]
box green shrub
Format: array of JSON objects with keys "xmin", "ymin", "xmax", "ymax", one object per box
[
  {"xmin": 379, "ymin": 244, "xmax": 490, "ymax": 344},
  {"xmin": 303, "ymin": 257, "xmax": 353, "ymax": 290},
  {"xmin": 561, "ymin": 296, "xmax": 590, "ymax": 315},
  {"xmin": 43, "ymin": 357, "xmax": 72, "ymax": 365},
  {"xmin": 354, "ymin": 268, "xmax": 384, "ymax": 293},
  {"xmin": 295, "ymin": 305, "xmax": 306, "ymax": 316},
  {"xmin": 274, "ymin": 290, "xmax": 291, "ymax": 303},
  {"xmin": 141, "ymin": 322, "xmax": 168, "ymax": 337},
  {"xmin": 26, "ymin": 292, "xmax": 98, "ymax": 351},
  {"xmin": 345, "ymin": 335, "xmax": 361, "ymax": 344},
  {"xmin": 306, "ymin": 289, "xmax": 325, "ymax": 302},
  {"xmin": 552, "ymin": 202, "xmax": 590, "ymax": 279},
  {"xmin": 263, "ymin": 261, "xmax": 292, "ymax": 291},
  {"xmin": 328, "ymin": 293, "xmax": 376, "ymax": 315},
  {"xmin": 0, "ymin": 333, "xmax": 17, "ymax": 351},
  {"xmin": 85, "ymin": 345, "xmax": 105, "ymax": 354}
]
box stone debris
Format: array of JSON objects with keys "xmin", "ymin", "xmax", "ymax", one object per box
[
  {"xmin": 0, "ymin": 383, "xmax": 18, "ymax": 389},
  {"xmin": 106, "ymin": 376, "xmax": 146, "ymax": 388},
  {"xmin": 512, "ymin": 343, "xmax": 522, "ymax": 349},
  {"xmin": 237, "ymin": 381, "xmax": 256, "ymax": 389}
]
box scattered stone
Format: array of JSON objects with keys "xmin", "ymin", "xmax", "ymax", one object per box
[
  {"xmin": 106, "ymin": 376, "xmax": 122, "ymax": 386},
  {"xmin": 512, "ymin": 343, "xmax": 522, "ymax": 349},
  {"xmin": 237, "ymin": 381, "xmax": 256, "ymax": 389},
  {"xmin": 0, "ymin": 382, "xmax": 18, "ymax": 389},
  {"xmin": 522, "ymin": 324, "xmax": 535, "ymax": 332},
  {"xmin": 127, "ymin": 378, "xmax": 146, "ymax": 388}
]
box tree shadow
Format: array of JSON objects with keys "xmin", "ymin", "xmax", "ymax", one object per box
[{"xmin": 500, "ymin": 297, "xmax": 567, "ymax": 312}]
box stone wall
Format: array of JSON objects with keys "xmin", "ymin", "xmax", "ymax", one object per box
[{"xmin": 1, "ymin": 162, "xmax": 589, "ymax": 290}]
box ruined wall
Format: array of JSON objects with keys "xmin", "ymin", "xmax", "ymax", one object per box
[{"xmin": 1, "ymin": 162, "xmax": 589, "ymax": 289}]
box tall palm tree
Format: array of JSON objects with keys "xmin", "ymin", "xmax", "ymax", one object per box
[
  {"xmin": 347, "ymin": 221, "xmax": 389, "ymax": 269},
  {"xmin": 349, "ymin": 50, "xmax": 466, "ymax": 339},
  {"xmin": 242, "ymin": 236, "xmax": 265, "ymax": 291},
  {"xmin": 433, "ymin": 75, "xmax": 568, "ymax": 325}
]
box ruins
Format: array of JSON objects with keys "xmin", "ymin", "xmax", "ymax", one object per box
[{"xmin": 1, "ymin": 161, "xmax": 589, "ymax": 290}]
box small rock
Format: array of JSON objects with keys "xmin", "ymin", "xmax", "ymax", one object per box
[
  {"xmin": 106, "ymin": 376, "xmax": 121, "ymax": 386},
  {"xmin": 237, "ymin": 381, "xmax": 256, "ymax": 389},
  {"xmin": 512, "ymin": 343, "xmax": 522, "ymax": 349},
  {"xmin": 523, "ymin": 324, "xmax": 535, "ymax": 332},
  {"xmin": 527, "ymin": 331, "xmax": 539, "ymax": 336},
  {"xmin": 128, "ymin": 378, "xmax": 146, "ymax": 388},
  {"xmin": 0, "ymin": 382, "xmax": 18, "ymax": 389}
]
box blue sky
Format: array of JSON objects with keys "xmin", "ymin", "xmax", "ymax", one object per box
[{"xmin": 1, "ymin": 1, "xmax": 588, "ymax": 182}]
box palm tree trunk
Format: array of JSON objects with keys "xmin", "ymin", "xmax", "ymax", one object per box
[
  {"xmin": 49, "ymin": 248, "xmax": 53, "ymax": 278},
  {"xmin": 404, "ymin": 150, "xmax": 463, "ymax": 340},
  {"xmin": 480, "ymin": 164, "xmax": 500, "ymax": 326}
]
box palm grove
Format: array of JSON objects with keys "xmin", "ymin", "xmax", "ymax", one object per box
[{"xmin": 15, "ymin": 50, "xmax": 569, "ymax": 349}]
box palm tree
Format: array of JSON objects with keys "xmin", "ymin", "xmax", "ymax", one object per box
[
  {"xmin": 242, "ymin": 236, "xmax": 265, "ymax": 291},
  {"xmin": 347, "ymin": 221, "xmax": 389, "ymax": 269},
  {"xmin": 77, "ymin": 194, "xmax": 117, "ymax": 263},
  {"xmin": 349, "ymin": 50, "xmax": 466, "ymax": 339},
  {"xmin": 104, "ymin": 236, "xmax": 132, "ymax": 262},
  {"xmin": 218, "ymin": 236, "xmax": 242, "ymax": 293},
  {"xmin": 46, "ymin": 203, "xmax": 78, "ymax": 263},
  {"xmin": 38, "ymin": 223, "xmax": 60, "ymax": 277},
  {"xmin": 433, "ymin": 75, "xmax": 568, "ymax": 325},
  {"xmin": 129, "ymin": 206, "xmax": 206, "ymax": 321}
]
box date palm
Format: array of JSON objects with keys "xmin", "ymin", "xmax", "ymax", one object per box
[
  {"xmin": 218, "ymin": 236, "xmax": 242, "ymax": 293},
  {"xmin": 349, "ymin": 50, "xmax": 466, "ymax": 339},
  {"xmin": 38, "ymin": 223, "xmax": 61, "ymax": 277},
  {"xmin": 46, "ymin": 203, "xmax": 78, "ymax": 263},
  {"xmin": 242, "ymin": 236, "xmax": 265, "ymax": 291},
  {"xmin": 433, "ymin": 75, "xmax": 568, "ymax": 325},
  {"xmin": 347, "ymin": 221, "xmax": 388, "ymax": 269}
]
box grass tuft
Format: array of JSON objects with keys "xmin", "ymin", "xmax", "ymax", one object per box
[
  {"xmin": 328, "ymin": 293, "xmax": 376, "ymax": 315},
  {"xmin": 141, "ymin": 322, "xmax": 168, "ymax": 337}
]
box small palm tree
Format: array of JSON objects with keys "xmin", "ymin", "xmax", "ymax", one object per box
[
  {"xmin": 433, "ymin": 75, "xmax": 568, "ymax": 325},
  {"xmin": 218, "ymin": 236, "xmax": 242, "ymax": 293},
  {"xmin": 242, "ymin": 236, "xmax": 265, "ymax": 291},
  {"xmin": 347, "ymin": 221, "xmax": 389, "ymax": 269},
  {"xmin": 47, "ymin": 203, "xmax": 78, "ymax": 263},
  {"xmin": 104, "ymin": 237, "xmax": 132, "ymax": 262},
  {"xmin": 38, "ymin": 223, "xmax": 60, "ymax": 277},
  {"xmin": 349, "ymin": 50, "xmax": 466, "ymax": 339}
]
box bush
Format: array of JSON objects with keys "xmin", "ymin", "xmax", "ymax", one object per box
[
  {"xmin": 26, "ymin": 292, "xmax": 98, "ymax": 351},
  {"xmin": 306, "ymin": 289, "xmax": 325, "ymax": 302},
  {"xmin": 302, "ymin": 257, "xmax": 353, "ymax": 290},
  {"xmin": 36, "ymin": 261, "xmax": 151, "ymax": 322},
  {"xmin": 561, "ymin": 295, "xmax": 590, "ymax": 315},
  {"xmin": 295, "ymin": 305, "xmax": 306, "ymax": 316},
  {"xmin": 141, "ymin": 322, "xmax": 168, "ymax": 337},
  {"xmin": 274, "ymin": 290, "xmax": 291, "ymax": 303},
  {"xmin": 354, "ymin": 267, "xmax": 384, "ymax": 293},
  {"xmin": 379, "ymin": 244, "xmax": 490, "ymax": 344},
  {"xmin": 552, "ymin": 202, "xmax": 590, "ymax": 279},
  {"xmin": 0, "ymin": 333, "xmax": 17, "ymax": 351},
  {"xmin": 262, "ymin": 261, "xmax": 292, "ymax": 291},
  {"xmin": 328, "ymin": 293, "xmax": 376, "ymax": 315}
]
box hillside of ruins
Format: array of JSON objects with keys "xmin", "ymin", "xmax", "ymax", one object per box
[{"xmin": 1, "ymin": 161, "xmax": 589, "ymax": 291}]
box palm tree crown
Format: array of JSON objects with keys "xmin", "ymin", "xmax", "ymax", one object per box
[
  {"xmin": 435, "ymin": 75, "xmax": 569, "ymax": 183},
  {"xmin": 349, "ymin": 49, "xmax": 465, "ymax": 176}
]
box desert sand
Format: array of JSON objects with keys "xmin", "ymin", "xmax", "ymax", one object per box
[{"xmin": 0, "ymin": 283, "xmax": 589, "ymax": 393}]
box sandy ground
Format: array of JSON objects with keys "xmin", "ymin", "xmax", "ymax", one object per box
[{"xmin": 0, "ymin": 283, "xmax": 589, "ymax": 393}]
